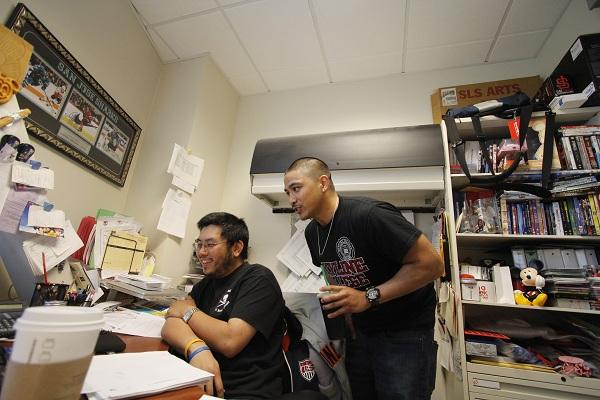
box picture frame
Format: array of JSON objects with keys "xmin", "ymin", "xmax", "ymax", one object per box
[{"xmin": 6, "ymin": 3, "xmax": 141, "ymax": 187}]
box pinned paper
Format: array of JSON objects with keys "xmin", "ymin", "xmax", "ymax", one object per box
[
  {"xmin": 11, "ymin": 161, "xmax": 54, "ymax": 189},
  {"xmin": 167, "ymin": 143, "xmax": 204, "ymax": 192},
  {"xmin": 19, "ymin": 201, "xmax": 65, "ymax": 237},
  {"xmin": 157, "ymin": 189, "xmax": 191, "ymax": 238}
]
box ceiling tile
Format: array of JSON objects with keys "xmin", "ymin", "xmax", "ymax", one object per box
[
  {"xmin": 501, "ymin": 0, "xmax": 569, "ymax": 34},
  {"xmin": 155, "ymin": 12, "xmax": 256, "ymax": 78},
  {"xmin": 405, "ymin": 40, "xmax": 492, "ymax": 72},
  {"xmin": 132, "ymin": 0, "xmax": 217, "ymax": 25},
  {"xmin": 147, "ymin": 28, "xmax": 178, "ymax": 62},
  {"xmin": 313, "ymin": 0, "xmax": 405, "ymax": 60},
  {"xmin": 228, "ymin": 73, "xmax": 268, "ymax": 95},
  {"xmin": 488, "ymin": 30, "xmax": 550, "ymax": 63},
  {"xmin": 329, "ymin": 52, "xmax": 403, "ymax": 82},
  {"xmin": 225, "ymin": 0, "xmax": 326, "ymax": 71},
  {"xmin": 262, "ymin": 65, "xmax": 329, "ymax": 92},
  {"xmin": 217, "ymin": 0, "xmax": 249, "ymax": 6},
  {"xmin": 407, "ymin": 0, "xmax": 509, "ymax": 49}
]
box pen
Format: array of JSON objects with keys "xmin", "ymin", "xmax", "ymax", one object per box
[{"xmin": 42, "ymin": 252, "xmax": 48, "ymax": 284}]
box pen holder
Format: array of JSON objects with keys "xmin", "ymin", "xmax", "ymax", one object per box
[
  {"xmin": 29, "ymin": 283, "xmax": 69, "ymax": 307},
  {"xmin": 0, "ymin": 306, "xmax": 104, "ymax": 400}
]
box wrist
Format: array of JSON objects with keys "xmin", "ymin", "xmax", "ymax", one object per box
[
  {"xmin": 365, "ymin": 286, "xmax": 381, "ymax": 309},
  {"xmin": 182, "ymin": 306, "xmax": 200, "ymax": 323},
  {"xmin": 187, "ymin": 344, "xmax": 210, "ymax": 362}
]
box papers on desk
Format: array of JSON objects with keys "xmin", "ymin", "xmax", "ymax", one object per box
[
  {"xmin": 157, "ymin": 188, "xmax": 191, "ymax": 238},
  {"xmin": 102, "ymin": 308, "xmax": 165, "ymax": 337},
  {"xmin": 92, "ymin": 213, "xmax": 142, "ymax": 272},
  {"xmin": 100, "ymin": 231, "xmax": 148, "ymax": 275},
  {"xmin": 82, "ymin": 351, "xmax": 213, "ymax": 399},
  {"xmin": 115, "ymin": 274, "xmax": 171, "ymax": 290}
]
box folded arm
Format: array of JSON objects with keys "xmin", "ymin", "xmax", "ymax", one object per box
[{"xmin": 165, "ymin": 298, "xmax": 256, "ymax": 358}]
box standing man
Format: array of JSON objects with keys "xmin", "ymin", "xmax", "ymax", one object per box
[
  {"xmin": 162, "ymin": 212, "xmax": 286, "ymax": 399},
  {"xmin": 284, "ymin": 158, "xmax": 444, "ymax": 400}
]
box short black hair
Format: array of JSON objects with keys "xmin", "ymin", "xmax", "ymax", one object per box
[
  {"xmin": 286, "ymin": 157, "xmax": 335, "ymax": 190},
  {"xmin": 286, "ymin": 157, "xmax": 330, "ymax": 177},
  {"xmin": 197, "ymin": 212, "xmax": 249, "ymax": 260}
]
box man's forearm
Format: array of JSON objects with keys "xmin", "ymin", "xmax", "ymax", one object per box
[{"xmin": 161, "ymin": 317, "xmax": 202, "ymax": 353}]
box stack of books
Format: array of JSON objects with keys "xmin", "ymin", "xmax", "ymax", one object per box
[
  {"xmin": 545, "ymin": 269, "xmax": 592, "ymax": 309},
  {"xmin": 114, "ymin": 274, "xmax": 171, "ymax": 291}
]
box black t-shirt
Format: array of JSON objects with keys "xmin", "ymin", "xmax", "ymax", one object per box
[
  {"xmin": 305, "ymin": 196, "xmax": 436, "ymax": 334},
  {"xmin": 189, "ymin": 263, "xmax": 285, "ymax": 399}
]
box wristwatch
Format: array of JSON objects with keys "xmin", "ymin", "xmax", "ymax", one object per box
[
  {"xmin": 182, "ymin": 307, "xmax": 200, "ymax": 323},
  {"xmin": 365, "ymin": 286, "xmax": 380, "ymax": 308}
]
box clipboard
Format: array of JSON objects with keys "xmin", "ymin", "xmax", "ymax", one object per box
[{"xmin": 100, "ymin": 231, "xmax": 148, "ymax": 274}]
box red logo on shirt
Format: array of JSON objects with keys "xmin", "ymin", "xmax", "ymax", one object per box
[{"xmin": 298, "ymin": 359, "xmax": 315, "ymax": 381}]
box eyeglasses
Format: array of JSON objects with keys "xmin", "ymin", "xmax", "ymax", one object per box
[{"xmin": 193, "ymin": 239, "xmax": 227, "ymax": 251}]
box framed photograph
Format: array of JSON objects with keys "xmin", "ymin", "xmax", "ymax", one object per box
[{"xmin": 6, "ymin": 3, "xmax": 141, "ymax": 187}]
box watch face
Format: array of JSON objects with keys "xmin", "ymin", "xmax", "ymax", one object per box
[{"xmin": 367, "ymin": 288, "xmax": 379, "ymax": 301}]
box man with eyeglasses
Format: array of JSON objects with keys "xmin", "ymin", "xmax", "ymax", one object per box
[
  {"xmin": 284, "ymin": 157, "xmax": 445, "ymax": 400},
  {"xmin": 161, "ymin": 212, "xmax": 286, "ymax": 399}
]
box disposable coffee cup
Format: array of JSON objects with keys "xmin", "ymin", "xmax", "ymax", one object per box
[{"xmin": 0, "ymin": 306, "xmax": 104, "ymax": 400}]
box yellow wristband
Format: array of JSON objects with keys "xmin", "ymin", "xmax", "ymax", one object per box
[{"xmin": 184, "ymin": 338, "xmax": 204, "ymax": 359}]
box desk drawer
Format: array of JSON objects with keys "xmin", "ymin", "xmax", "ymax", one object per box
[{"xmin": 468, "ymin": 372, "xmax": 600, "ymax": 400}]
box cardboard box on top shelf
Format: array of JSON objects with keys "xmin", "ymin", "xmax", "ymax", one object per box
[{"xmin": 431, "ymin": 76, "xmax": 542, "ymax": 124}]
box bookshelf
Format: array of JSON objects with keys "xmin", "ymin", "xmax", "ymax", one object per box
[{"xmin": 441, "ymin": 107, "xmax": 600, "ymax": 400}]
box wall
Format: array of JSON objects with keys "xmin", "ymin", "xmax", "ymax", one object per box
[
  {"xmin": 0, "ymin": 0, "xmax": 162, "ymax": 300},
  {"xmin": 536, "ymin": 0, "xmax": 600, "ymax": 77},
  {"xmin": 0, "ymin": 0, "xmax": 162, "ymax": 229},
  {"xmin": 124, "ymin": 56, "xmax": 239, "ymax": 280},
  {"xmin": 221, "ymin": 58, "xmax": 541, "ymax": 281}
]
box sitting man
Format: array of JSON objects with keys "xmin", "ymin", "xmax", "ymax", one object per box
[{"xmin": 162, "ymin": 212, "xmax": 286, "ymax": 399}]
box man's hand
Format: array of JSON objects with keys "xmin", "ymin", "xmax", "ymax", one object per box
[
  {"xmin": 166, "ymin": 298, "xmax": 197, "ymax": 319},
  {"xmin": 189, "ymin": 349, "xmax": 225, "ymax": 398},
  {"xmin": 319, "ymin": 285, "xmax": 370, "ymax": 318}
]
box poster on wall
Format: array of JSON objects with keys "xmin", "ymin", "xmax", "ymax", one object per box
[{"xmin": 6, "ymin": 3, "xmax": 141, "ymax": 187}]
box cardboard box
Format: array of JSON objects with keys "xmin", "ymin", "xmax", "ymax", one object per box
[
  {"xmin": 431, "ymin": 76, "xmax": 542, "ymax": 124},
  {"xmin": 535, "ymin": 33, "xmax": 600, "ymax": 108}
]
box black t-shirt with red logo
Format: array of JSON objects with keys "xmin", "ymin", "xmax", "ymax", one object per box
[
  {"xmin": 190, "ymin": 263, "xmax": 285, "ymax": 399},
  {"xmin": 305, "ymin": 196, "xmax": 436, "ymax": 334}
]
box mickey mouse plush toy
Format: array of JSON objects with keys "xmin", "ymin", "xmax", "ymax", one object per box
[{"xmin": 514, "ymin": 266, "xmax": 548, "ymax": 306}]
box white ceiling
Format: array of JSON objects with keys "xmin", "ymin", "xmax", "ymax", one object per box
[{"xmin": 130, "ymin": 0, "xmax": 571, "ymax": 96}]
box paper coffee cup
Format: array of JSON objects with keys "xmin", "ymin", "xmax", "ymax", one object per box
[
  {"xmin": 0, "ymin": 306, "xmax": 104, "ymax": 400},
  {"xmin": 11, "ymin": 306, "xmax": 104, "ymax": 363}
]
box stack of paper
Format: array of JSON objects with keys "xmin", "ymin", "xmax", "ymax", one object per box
[
  {"xmin": 82, "ymin": 351, "xmax": 213, "ymax": 399},
  {"xmin": 92, "ymin": 212, "xmax": 142, "ymax": 274},
  {"xmin": 115, "ymin": 274, "xmax": 171, "ymax": 290},
  {"xmin": 22, "ymin": 220, "xmax": 84, "ymax": 275},
  {"xmin": 101, "ymin": 308, "xmax": 165, "ymax": 337}
]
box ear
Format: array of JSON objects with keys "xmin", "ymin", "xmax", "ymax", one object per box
[
  {"xmin": 318, "ymin": 175, "xmax": 329, "ymax": 192},
  {"xmin": 232, "ymin": 240, "xmax": 244, "ymax": 258}
]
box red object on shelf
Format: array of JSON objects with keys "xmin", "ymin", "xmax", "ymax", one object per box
[{"xmin": 464, "ymin": 329, "xmax": 510, "ymax": 340}]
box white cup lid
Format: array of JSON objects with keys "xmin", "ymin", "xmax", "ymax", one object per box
[{"xmin": 19, "ymin": 306, "xmax": 103, "ymax": 325}]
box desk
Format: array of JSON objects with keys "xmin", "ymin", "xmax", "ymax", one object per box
[{"xmin": 118, "ymin": 334, "xmax": 205, "ymax": 400}]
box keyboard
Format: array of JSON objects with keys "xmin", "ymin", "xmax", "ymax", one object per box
[{"xmin": 0, "ymin": 310, "xmax": 22, "ymax": 339}]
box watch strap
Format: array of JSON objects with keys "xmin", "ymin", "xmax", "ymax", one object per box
[{"xmin": 182, "ymin": 307, "xmax": 200, "ymax": 323}]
